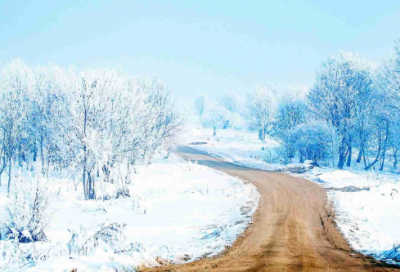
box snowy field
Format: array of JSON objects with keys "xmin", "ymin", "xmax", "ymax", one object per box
[
  {"xmin": 0, "ymin": 154, "xmax": 259, "ymax": 272},
  {"xmin": 185, "ymin": 127, "xmax": 400, "ymax": 265},
  {"xmin": 185, "ymin": 126, "xmax": 282, "ymax": 171}
]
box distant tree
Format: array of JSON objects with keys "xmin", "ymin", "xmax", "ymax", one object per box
[
  {"xmin": 219, "ymin": 91, "xmax": 239, "ymax": 112},
  {"xmin": 274, "ymin": 86, "xmax": 309, "ymax": 138},
  {"xmin": 246, "ymin": 85, "xmax": 277, "ymax": 141},
  {"xmin": 194, "ymin": 94, "xmax": 207, "ymax": 117},
  {"xmin": 202, "ymin": 107, "xmax": 226, "ymax": 136}
]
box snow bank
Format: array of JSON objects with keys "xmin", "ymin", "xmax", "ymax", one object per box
[
  {"xmin": 0, "ymin": 154, "xmax": 259, "ymax": 272},
  {"xmin": 329, "ymin": 181, "xmax": 400, "ymax": 265},
  {"xmin": 304, "ymin": 169, "xmax": 399, "ymax": 189}
]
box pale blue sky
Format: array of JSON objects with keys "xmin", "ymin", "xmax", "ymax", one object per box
[{"xmin": 1, "ymin": 0, "xmax": 400, "ymax": 101}]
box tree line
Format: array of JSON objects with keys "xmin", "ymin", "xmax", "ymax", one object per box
[
  {"xmin": 196, "ymin": 39, "xmax": 400, "ymax": 170},
  {"xmin": 0, "ymin": 59, "xmax": 182, "ymax": 199}
]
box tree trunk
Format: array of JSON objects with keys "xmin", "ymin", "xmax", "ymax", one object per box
[
  {"xmin": 0, "ymin": 158, "xmax": 3, "ymax": 187},
  {"xmin": 363, "ymin": 154, "xmax": 367, "ymax": 168},
  {"xmin": 88, "ymin": 171, "xmax": 92, "ymax": 199},
  {"xmin": 380, "ymin": 150, "xmax": 387, "ymax": 171},
  {"xmin": 87, "ymin": 171, "xmax": 96, "ymax": 199},
  {"xmin": 346, "ymin": 146, "xmax": 352, "ymax": 167},
  {"xmin": 365, "ymin": 141, "xmax": 382, "ymax": 171},
  {"xmin": 126, "ymin": 162, "xmax": 131, "ymax": 184},
  {"xmin": 102, "ymin": 165, "xmax": 110, "ymax": 183},
  {"xmin": 7, "ymin": 156, "xmax": 12, "ymax": 197},
  {"xmin": 223, "ymin": 120, "xmax": 229, "ymax": 129},
  {"xmin": 356, "ymin": 148, "xmax": 363, "ymax": 163},
  {"xmin": 259, "ymin": 129, "xmax": 266, "ymax": 141},
  {"xmin": 337, "ymin": 145, "xmax": 346, "ymax": 170},
  {"xmin": 83, "ymin": 145, "xmax": 87, "ymax": 199},
  {"xmin": 33, "ymin": 142, "xmax": 37, "ymax": 162},
  {"xmin": 393, "ymin": 148, "xmax": 398, "ymax": 171},
  {"xmin": 82, "ymin": 167, "xmax": 87, "ymax": 199},
  {"xmin": 40, "ymin": 137, "xmax": 45, "ymax": 176},
  {"xmin": 365, "ymin": 120, "xmax": 389, "ymax": 171}
]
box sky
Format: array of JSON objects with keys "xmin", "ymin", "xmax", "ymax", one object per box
[{"xmin": 1, "ymin": 0, "xmax": 400, "ymax": 103}]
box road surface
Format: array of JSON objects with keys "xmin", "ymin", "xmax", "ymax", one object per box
[{"xmin": 143, "ymin": 146, "xmax": 399, "ymax": 272}]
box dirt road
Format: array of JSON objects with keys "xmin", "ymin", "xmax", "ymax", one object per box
[{"xmin": 143, "ymin": 146, "xmax": 399, "ymax": 272}]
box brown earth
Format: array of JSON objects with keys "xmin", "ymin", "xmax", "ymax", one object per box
[{"xmin": 142, "ymin": 146, "xmax": 399, "ymax": 272}]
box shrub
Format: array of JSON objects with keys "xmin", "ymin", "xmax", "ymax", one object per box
[
  {"xmin": 1, "ymin": 176, "xmax": 56, "ymax": 243},
  {"xmin": 289, "ymin": 122, "xmax": 333, "ymax": 164}
]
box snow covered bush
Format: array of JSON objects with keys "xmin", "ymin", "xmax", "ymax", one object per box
[
  {"xmin": 289, "ymin": 122, "xmax": 334, "ymax": 165},
  {"xmin": 68, "ymin": 222, "xmax": 126, "ymax": 256},
  {"xmin": 0, "ymin": 176, "xmax": 56, "ymax": 243},
  {"xmin": 274, "ymin": 86, "xmax": 309, "ymax": 138},
  {"xmin": 276, "ymin": 122, "xmax": 334, "ymax": 165}
]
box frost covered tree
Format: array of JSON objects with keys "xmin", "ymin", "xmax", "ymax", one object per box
[
  {"xmin": 218, "ymin": 91, "xmax": 246, "ymax": 129},
  {"xmin": 308, "ymin": 51, "xmax": 376, "ymax": 169},
  {"xmin": 272, "ymin": 86, "xmax": 309, "ymax": 164},
  {"xmin": 0, "ymin": 59, "xmax": 182, "ymax": 199},
  {"xmin": 381, "ymin": 39, "xmax": 400, "ymax": 107},
  {"xmin": 377, "ymin": 38, "xmax": 400, "ymax": 171},
  {"xmin": 67, "ymin": 68, "xmax": 121, "ymax": 200},
  {"xmin": 194, "ymin": 94, "xmax": 207, "ymax": 117},
  {"xmin": 274, "ymin": 86, "xmax": 309, "ymax": 138},
  {"xmin": 28, "ymin": 65, "xmax": 70, "ymax": 175},
  {"xmin": 219, "ymin": 91, "xmax": 240, "ymax": 113},
  {"xmin": 202, "ymin": 107, "xmax": 226, "ymax": 136},
  {"xmin": 246, "ymin": 85, "xmax": 277, "ymax": 141},
  {"xmin": 289, "ymin": 122, "xmax": 334, "ymax": 164},
  {"xmin": 134, "ymin": 76, "xmax": 183, "ymax": 164},
  {"xmin": 0, "ymin": 59, "xmax": 32, "ymax": 196}
]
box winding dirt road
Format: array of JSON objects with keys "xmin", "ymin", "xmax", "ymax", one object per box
[{"xmin": 143, "ymin": 146, "xmax": 399, "ymax": 272}]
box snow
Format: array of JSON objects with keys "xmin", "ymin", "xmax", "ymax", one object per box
[
  {"xmin": 183, "ymin": 127, "xmax": 400, "ymax": 266},
  {"xmin": 329, "ymin": 181, "xmax": 400, "ymax": 264},
  {"xmin": 0, "ymin": 154, "xmax": 259, "ymax": 271},
  {"xmin": 299, "ymin": 167, "xmax": 400, "ymax": 189},
  {"xmin": 184, "ymin": 126, "xmax": 282, "ymax": 171}
]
